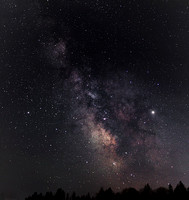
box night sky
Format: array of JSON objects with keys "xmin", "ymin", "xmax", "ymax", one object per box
[{"xmin": 1, "ymin": 0, "xmax": 189, "ymax": 199}]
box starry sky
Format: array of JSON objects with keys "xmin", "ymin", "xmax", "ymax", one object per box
[{"xmin": 1, "ymin": 0, "xmax": 189, "ymax": 199}]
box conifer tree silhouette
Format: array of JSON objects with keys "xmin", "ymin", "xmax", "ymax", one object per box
[{"xmin": 25, "ymin": 181, "xmax": 189, "ymax": 200}]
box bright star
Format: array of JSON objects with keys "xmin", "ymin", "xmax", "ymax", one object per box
[{"xmin": 151, "ymin": 110, "xmax": 155, "ymax": 115}]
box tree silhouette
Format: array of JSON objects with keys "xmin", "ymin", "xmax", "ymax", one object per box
[
  {"xmin": 168, "ymin": 184, "xmax": 173, "ymax": 194},
  {"xmin": 174, "ymin": 181, "xmax": 187, "ymax": 200},
  {"xmin": 25, "ymin": 181, "xmax": 189, "ymax": 200},
  {"xmin": 174, "ymin": 181, "xmax": 186, "ymax": 194},
  {"xmin": 55, "ymin": 189, "xmax": 65, "ymax": 200}
]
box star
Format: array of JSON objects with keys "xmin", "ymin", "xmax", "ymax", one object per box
[{"xmin": 151, "ymin": 110, "xmax": 156, "ymax": 115}]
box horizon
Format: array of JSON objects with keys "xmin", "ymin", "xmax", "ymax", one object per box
[{"xmin": 0, "ymin": 181, "xmax": 188, "ymax": 200}]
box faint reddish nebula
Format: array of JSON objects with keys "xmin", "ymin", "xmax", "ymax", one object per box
[{"xmin": 116, "ymin": 109, "xmax": 131, "ymax": 122}]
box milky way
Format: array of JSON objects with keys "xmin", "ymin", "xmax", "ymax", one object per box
[
  {"xmin": 1, "ymin": 0, "xmax": 189, "ymax": 199},
  {"xmin": 44, "ymin": 38, "xmax": 172, "ymax": 190}
]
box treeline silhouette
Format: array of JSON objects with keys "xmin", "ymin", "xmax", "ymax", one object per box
[{"xmin": 26, "ymin": 181, "xmax": 189, "ymax": 200}]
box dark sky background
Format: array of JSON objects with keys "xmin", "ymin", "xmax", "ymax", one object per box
[{"xmin": 1, "ymin": 0, "xmax": 189, "ymax": 199}]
